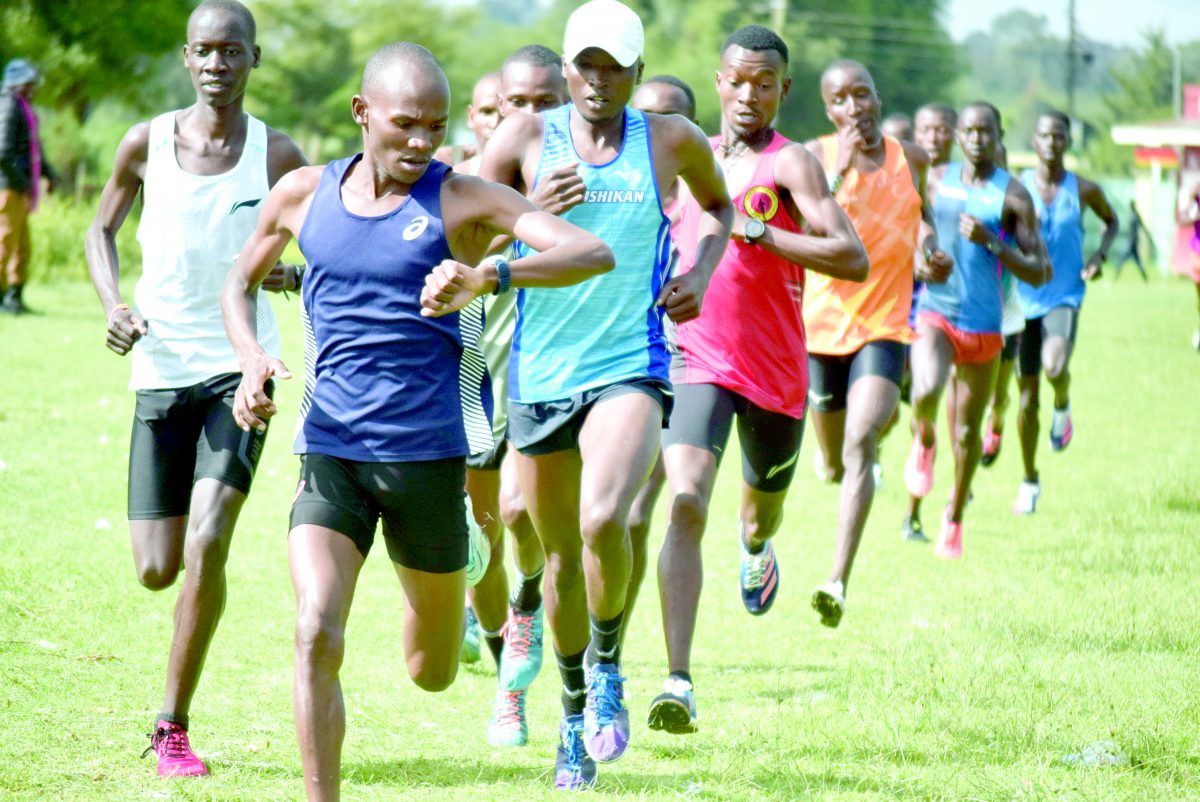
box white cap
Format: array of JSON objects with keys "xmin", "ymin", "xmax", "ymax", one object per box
[{"xmin": 563, "ymin": 0, "xmax": 644, "ymax": 68}]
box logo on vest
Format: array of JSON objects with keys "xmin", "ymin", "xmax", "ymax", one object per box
[
  {"xmin": 585, "ymin": 189, "xmax": 645, "ymax": 204},
  {"xmin": 403, "ymin": 216, "xmax": 430, "ymax": 241},
  {"xmin": 743, "ymin": 186, "xmax": 780, "ymax": 222},
  {"xmin": 228, "ymin": 198, "xmax": 262, "ymax": 215}
]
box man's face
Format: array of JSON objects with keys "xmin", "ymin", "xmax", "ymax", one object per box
[
  {"xmin": 821, "ymin": 66, "xmax": 881, "ymax": 148},
  {"xmin": 715, "ymin": 45, "xmax": 788, "ymax": 139},
  {"xmin": 467, "ymin": 75, "xmax": 501, "ymax": 149},
  {"xmin": 1033, "ymin": 115, "xmax": 1070, "ymax": 166},
  {"xmin": 564, "ymin": 47, "xmax": 641, "ymax": 124},
  {"xmin": 354, "ymin": 69, "xmax": 450, "ymax": 185},
  {"xmin": 915, "ymin": 109, "xmax": 955, "ymax": 164},
  {"xmin": 631, "ymin": 82, "xmax": 692, "ymax": 121},
  {"xmin": 500, "ymin": 62, "xmax": 566, "ymax": 117},
  {"xmin": 957, "ymin": 106, "xmax": 999, "ymax": 169},
  {"xmin": 183, "ymin": 9, "xmax": 259, "ymax": 108}
]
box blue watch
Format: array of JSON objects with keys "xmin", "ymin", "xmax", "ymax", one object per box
[{"xmin": 492, "ymin": 256, "xmax": 512, "ymax": 295}]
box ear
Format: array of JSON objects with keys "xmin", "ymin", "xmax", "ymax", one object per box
[
  {"xmin": 181, "ymin": 43, "xmax": 189, "ymax": 66},
  {"xmin": 714, "ymin": 69, "xmax": 721, "ymax": 94},
  {"xmin": 636, "ymin": 60, "xmax": 644, "ymax": 85},
  {"xmin": 781, "ymin": 75, "xmax": 791, "ymax": 102},
  {"xmin": 351, "ymin": 95, "xmax": 369, "ymax": 128},
  {"xmin": 252, "ymin": 45, "xmax": 261, "ymax": 69}
]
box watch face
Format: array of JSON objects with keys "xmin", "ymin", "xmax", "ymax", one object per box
[{"xmin": 745, "ymin": 219, "xmax": 766, "ymax": 240}]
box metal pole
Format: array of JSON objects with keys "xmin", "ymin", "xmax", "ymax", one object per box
[
  {"xmin": 770, "ymin": 0, "xmax": 786, "ymax": 31},
  {"xmin": 1174, "ymin": 45, "xmax": 1183, "ymax": 118},
  {"xmin": 1066, "ymin": 0, "xmax": 1077, "ymax": 118}
]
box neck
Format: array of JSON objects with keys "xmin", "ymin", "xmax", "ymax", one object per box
[
  {"xmin": 717, "ymin": 122, "xmax": 774, "ymax": 156},
  {"xmin": 570, "ymin": 107, "xmax": 625, "ymax": 149},
  {"xmin": 187, "ymin": 97, "xmax": 246, "ymax": 138},
  {"xmin": 961, "ymin": 160, "xmax": 995, "ymax": 185},
  {"xmin": 1037, "ymin": 160, "xmax": 1065, "ymax": 183},
  {"xmin": 356, "ymin": 147, "xmax": 415, "ymax": 200}
]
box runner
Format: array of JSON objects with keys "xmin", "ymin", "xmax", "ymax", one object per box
[
  {"xmin": 461, "ymin": 44, "xmax": 570, "ymax": 748},
  {"xmin": 221, "ymin": 42, "xmax": 612, "ymax": 801},
  {"xmin": 1175, "ymin": 174, "xmax": 1200, "ymax": 349},
  {"xmin": 881, "ymin": 111, "xmax": 913, "ymax": 142},
  {"xmin": 1013, "ymin": 109, "xmax": 1118, "ymax": 513},
  {"xmin": 83, "ymin": 0, "xmax": 306, "ymax": 777},
  {"xmin": 478, "ymin": 0, "xmax": 734, "ymax": 786},
  {"xmin": 905, "ymin": 101, "xmax": 1050, "ymax": 558},
  {"xmin": 803, "ymin": 60, "xmax": 950, "ymax": 627},
  {"xmin": 650, "ymin": 29, "xmax": 866, "ymax": 733}
]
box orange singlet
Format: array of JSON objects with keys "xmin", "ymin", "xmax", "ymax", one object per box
[{"xmin": 803, "ymin": 134, "xmax": 923, "ymax": 355}]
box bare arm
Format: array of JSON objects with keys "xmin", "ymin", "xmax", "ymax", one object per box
[
  {"xmin": 759, "ymin": 144, "xmax": 869, "ymax": 281},
  {"xmin": 962, "ymin": 180, "xmax": 1050, "ymax": 287},
  {"xmin": 1079, "ymin": 176, "xmax": 1119, "ymax": 279},
  {"xmin": 902, "ymin": 142, "xmax": 954, "ymax": 284},
  {"xmin": 422, "ymin": 174, "xmax": 613, "ymax": 316},
  {"xmin": 84, "ymin": 122, "xmax": 150, "ymax": 355},
  {"xmin": 221, "ymin": 166, "xmax": 321, "ymax": 430}
]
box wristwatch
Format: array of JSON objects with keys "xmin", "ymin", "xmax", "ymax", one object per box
[
  {"xmin": 985, "ymin": 238, "xmax": 1003, "ymax": 257},
  {"xmin": 744, "ymin": 218, "xmax": 767, "ymax": 244},
  {"xmin": 491, "ymin": 256, "xmax": 512, "ymax": 295}
]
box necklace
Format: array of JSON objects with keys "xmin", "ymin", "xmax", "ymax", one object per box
[{"xmin": 718, "ymin": 126, "xmax": 775, "ymax": 157}]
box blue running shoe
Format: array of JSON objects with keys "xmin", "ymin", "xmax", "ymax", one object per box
[
  {"xmin": 499, "ymin": 605, "xmax": 543, "ymax": 691},
  {"xmin": 554, "ymin": 713, "xmax": 596, "ymax": 790},
  {"xmin": 459, "ymin": 607, "xmax": 481, "ymax": 664},
  {"xmin": 582, "ymin": 663, "xmax": 629, "ymax": 763},
  {"xmin": 739, "ymin": 534, "xmax": 780, "ymax": 615}
]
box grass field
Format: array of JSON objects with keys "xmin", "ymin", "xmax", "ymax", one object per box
[{"xmin": 1, "ymin": 275, "xmax": 1198, "ymax": 801}]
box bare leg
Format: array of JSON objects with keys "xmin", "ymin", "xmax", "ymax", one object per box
[
  {"xmin": 947, "ymin": 359, "xmax": 997, "ymax": 522},
  {"xmin": 623, "ymin": 454, "xmax": 665, "ymax": 644},
  {"xmin": 290, "ymin": 525, "xmax": 364, "ymax": 802},
  {"xmin": 909, "ymin": 325, "xmax": 954, "ymax": 449},
  {"xmin": 1017, "ymin": 374, "xmax": 1040, "ymax": 482},
  {"xmin": 500, "ymin": 448, "xmax": 543, "ymax": 578},
  {"xmin": 657, "ymin": 444, "xmax": 718, "ymax": 674},
  {"xmin": 394, "ymin": 562, "xmax": 466, "ymax": 691},
  {"xmin": 988, "ymin": 356, "xmax": 1016, "ymax": 436},
  {"xmin": 740, "ymin": 483, "xmax": 789, "ymax": 552},
  {"xmin": 1042, "ymin": 334, "xmax": 1073, "ymax": 411},
  {"xmin": 827, "ymin": 376, "xmax": 900, "ymax": 590}
]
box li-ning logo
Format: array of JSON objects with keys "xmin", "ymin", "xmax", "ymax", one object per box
[
  {"xmin": 228, "ymin": 198, "xmax": 262, "ymax": 215},
  {"xmin": 403, "ymin": 215, "xmax": 430, "ymax": 240}
]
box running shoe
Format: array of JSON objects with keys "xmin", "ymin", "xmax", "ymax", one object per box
[
  {"xmin": 872, "ymin": 461, "xmax": 884, "ymax": 490},
  {"xmin": 980, "ymin": 429, "xmax": 1002, "ymax": 467},
  {"xmin": 739, "ymin": 534, "xmax": 780, "ymax": 615},
  {"xmin": 460, "ymin": 607, "xmax": 481, "ymax": 664},
  {"xmin": 554, "ymin": 713, "xmax": 596, "ymax": 790},
  {"xmin": 142, "ymin": 720, "xmax": 208, "ymax": 777},
  {"xmin": 904, "ymin": 437, "xmax": 936, "ymax": 498},
  {"xmin": 647, "ymin": 676, "xmax": 698, "ymax": 734},
  {"xmin": 901, "ymin": 515, "xmax": 928, "ymax": 543},
  {"xmin": 464, "ymin": 495, "xmax": 490, "ymax": 587},
  {"xmin": 933, "ymin": 508, "xmax": 963, "ymax": 560},
  {"xmin": 487, "ymin": 687, "xmax": 528, "ymax": 747},
  {"xmin": 499, "ymin": 604, "xmax": 544, "ymax": 691},
  {"xmin": 811, "ymin": 580, "xmax": 846, "ymax": 628},
  {"xmin": 582, "ymin": 662, "xmax": 629, "ymax": 763},
  {"xmin": 1049, "ymin": 405, "xmax": 1073, "ymax": 451},
  {"xmin": 1013, "ymin": 479, "xmax": 1041, "ymax": 515},
  {"xmin": 1193, "ymin": 329, "xmax": 1200, "ymax": 351}
]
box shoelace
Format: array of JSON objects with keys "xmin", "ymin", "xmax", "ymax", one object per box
[
  {"xmin": 560, "ymin": 719, "xmax": 585, "ymax": 767},
  {"xmin": 141, "ymin": 726, "xmax": 190, "ymax": 760},
  {"xmin": 504, "ymin": 612, "xmax": 535, "ymax": 659},
  {"xmin": 495, "ymin": 691, "xmax": 525, "ymax": 727},
  {"xmin": 744, "ymin": 547, "xmax": 770, "ymax": 590},
  {"xmin": 587, "ymin": 668, "xmax": 625, "ymax": 724}
]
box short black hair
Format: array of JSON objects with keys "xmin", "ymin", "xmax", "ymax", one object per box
[
  {"xmin": 916, "ymin": 102, "xmax": 957, "ymax": 127},
  {"xmin": 721, "ymin": 25, "xmax": 788, "ymax": 66},
  {"xmin": 1038, "ymin": 108, "xmax": 1071, "ymax": 129},
  {"xmin": 503, "ymin": 44, "xmax": 562, "ymax": 71},
  {"xmin": 965, "ymin": 100, "xmax": 1003, "ymax": 134},
  {"xmin": 643, "ymin": 74, "xmax": 696, "ymax": 120},
  {"xmin": 190, "ymin": 0, "xmax": 256, "ymax": 44}
]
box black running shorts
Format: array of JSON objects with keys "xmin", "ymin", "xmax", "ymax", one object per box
[
  {"xmin": 127, "ymin": 372, "xmax": 271, "ymax": 520},
  {"xmin": 661, "ymin": 382, "xmax": 805, "ymax": 493},
  {"xmin": 289, "ymin": 454, "xmax": 468, "ymax": 572},
  {"xmin": 508, "ymin": 378, "xmax": 672, "ymax": 456},
  {"xmin": 1017, "ymin": 306, "xmax": 1080, "ymax": 377},
  {"xmin": 806, "ymin": 340, "xmax": 905, "ymax": 414}
]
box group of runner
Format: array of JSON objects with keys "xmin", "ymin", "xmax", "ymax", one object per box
[{"xmin": 84, "ymin": 0, "xmax": 1119, "ymax": 797}]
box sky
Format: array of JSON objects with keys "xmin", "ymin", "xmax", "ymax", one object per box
[{"xmin": 943, "ymin": 0, "xmax": 1200, "ymax": 46}]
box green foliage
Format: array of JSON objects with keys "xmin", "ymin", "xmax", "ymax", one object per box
[{"xmin": 25, "ymin": 194, "xmax": 141, "ymax": 285}]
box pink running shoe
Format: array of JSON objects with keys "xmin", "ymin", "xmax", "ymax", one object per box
[
  {"xmin": 934, "ymin": 509, "xmax": 963, "ymax": 560},
  {"xmin": 904, "ymin": 437, "xmax": 936, "ymax": 498},
  {"xmin": 980, "ymin": 429, "xmax": 1002, "ymax": 467},
  {"xmin": 143, "ymin": 720, "xmax": 208, "ymax": 777}
]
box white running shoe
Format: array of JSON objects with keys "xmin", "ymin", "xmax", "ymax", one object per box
[
  {"xmin": 1013, "ymin": 479, "xmax": 1041, "ymax": 515},
  {"xmin": 463, "ymin": 494, "xmax": 490, "ymax": 586},
  {"xmin": 811, "ymin": 580, "xmax": 846, "ymax": 628}
]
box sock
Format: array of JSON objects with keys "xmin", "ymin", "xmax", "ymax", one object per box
[
  {"xmin": 157, "ymin": 711, "xmax": 188, "ymax": 730},
  {"xmin": 668, "ymin": 670, "xmax": 693, "ymax": 688},
  {"xmin": 510, "ymin": 565, "xmax": 544, "ymax": 613},
  {"xmin": 557, "ymin": 649, "xmax": 586, "ymax": 716},
  {"xmin": 740, "ymin": 520, "xmax": 765, "ymax": 555},
  {"xmin": 586, "ymin": 610, "xmax": 623, "ymax": 666},
  {"xmin": 483, "ymin": 628, "xmax": 504, "ymax": 669}
]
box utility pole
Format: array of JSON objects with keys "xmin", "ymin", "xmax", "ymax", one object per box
[
  {"xmin": 1066, "ymin": 0, "xmax": 1077, "ymax": 118},
  {"xmin": 769, "ymin": 0, "xmax": 786, "ymax": 32}
]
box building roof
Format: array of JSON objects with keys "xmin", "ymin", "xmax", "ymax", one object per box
[{"xmin": 1110, "ymin": 118, "xmax": 1200, "ymax": 148}]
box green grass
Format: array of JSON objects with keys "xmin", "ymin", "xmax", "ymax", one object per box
[{"xmin": 1, "ymin": 275, "xmax": 1198, "ymax": 801}]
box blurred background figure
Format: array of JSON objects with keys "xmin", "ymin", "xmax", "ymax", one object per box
[{"xmin": 0, "ymin": 58, "xmax": 55, "ymax": 315}]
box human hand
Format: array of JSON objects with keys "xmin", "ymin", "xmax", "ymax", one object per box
[
  {"xmin": 919, "ymin": 248, "xmax": 954, "ymax": 284},
  {"xmin": 656, "ymin": 269, "xmax": 708, "ymax": 323},
  {"xmin": 261, "ymin": 264, "xmax": 301, "ymax": 293},
  {"xmin": 958, "ymin": 214, "xmax": 993, "ymax": 247},
  {"xmin": 421, "ymin": 259, "xmax": 490, "ymax": 317},
  {"xmin": 1082, "ymin": 253, "xmax": 1103, "ymax": 281},
  {"xmin": 529, "ymin": 163, "xmax": 586, "ymax": 216},
  {"xmin": 105, "ymin": 304, "xmax": 148, "ymax": 356},
  {"xmin": 233, "ymin": 354, "xmax": 291, "ymax": 432}
]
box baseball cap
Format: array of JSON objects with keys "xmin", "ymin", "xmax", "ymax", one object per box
[
  {"xmin": 563, "ymin": 0, "xmax": 644, "ymax": 68},
  {"xmin": 3, "ymin": 59, "xmax": 39, "ymax": 90}
]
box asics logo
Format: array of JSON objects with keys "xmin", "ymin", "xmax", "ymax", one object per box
[
  {"xmin": 403, "ymin": 216, "xmax": 429, "ymax": 240},
  {"xmin": 229, "ymin": 198, "xmax": 262, "ymax": 215}
]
